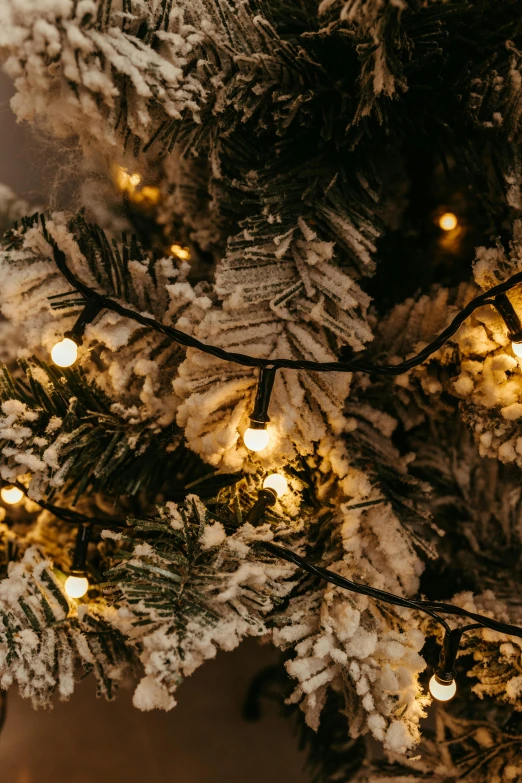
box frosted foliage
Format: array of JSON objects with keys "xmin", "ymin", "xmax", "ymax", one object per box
[
  {"xmin": 0, "ymin": 0, "xmax": 205, "ymax": 155},
  {"xmin": 464, "ymin": 42, "xmax": 522, "ymax": 209},
  {"xmin": 0, "ymin": 545, "xmax": 128, "ymax": 707},
  {"xmin": 175, "ymin": 216, "xmax": 374, "ymax": 469},
  {"xmin": 216, "ymin": 219, "xmax": 372, "ymax": 350},
  {"xmin": 455, "ymin": 592, "xmax": 522, "ymax": 708},
  {"xmin": 367, "ymin": 285, "xmax": 473, "ymax": 431},
  {"xmin": 271, "ymin": 437, "xmax": 427, "ymax": 752},
  {"xmin": 0, "ymin": 214, "xmax": 97, "ymax": 353},
  {"xmin": 348, "ymin": 709, "xmax": 522, "ymax": 782},
  {"xmin": 0, "ymin": 214, "xmax": 197, "ymax": 438},
  {"xmin": 274, "ymin": 579, "xmax": 427, "ymax": 753},
  {"xmin": 106, "ymin": 496, "xmax": 297, "ymax": 711},
  {"xmin": 453, "ymin": 230, "xmax": 522, "ymax": 469},
  {"xmin": 0, "ymin": 209, "xmax": 376, "ymax": 470},
  {"xmin": 317, "ymin": 0, "xmax": 420, "ymax": 125},
  {"xmin": 370, "ymin": 254, "xmax": 522, "ymax": 469}
]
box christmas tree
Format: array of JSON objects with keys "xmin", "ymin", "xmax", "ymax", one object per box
[{"xmin": 0, "ymin": 0, "xmax": 522, "ymax": 779}]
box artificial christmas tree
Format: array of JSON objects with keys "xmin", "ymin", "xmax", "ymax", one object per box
[{"xmin": 0, "ymin": 0, "xmax": 522, "ymax": 779}]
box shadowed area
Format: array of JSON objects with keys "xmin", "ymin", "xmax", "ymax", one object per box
[{"xmin": 0, "ymin": 641, "xmax": 306, "ymax": 783}]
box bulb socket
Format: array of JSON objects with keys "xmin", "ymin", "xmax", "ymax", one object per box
[
  {"xmin": 67, "ymin": 299, "xmax": 104, "ymax": 345},
  {"xmin": 249, "ymin": 367, "xmax": 277, "ymax": 427},
  {"xmin": 434, "ymin": 627, "xmax": 464, "ymax": 686},
  {"xmin": 71, "ymin": 522, "xmax": 93, "ymax": 574},
  {"xmin": 63, "ymin": 331, "xmax": 83, "ymax": 347},
  {"xmin": 433, "ymin": 670, "xmax": 455, "ymax": 686},
  {"xmin": 248, "ymin": 419, "xmax": 268, "ymax": 430},
  {"xmin": 245, "ymin": 488, "xmax": 277, "ymax": 526}
]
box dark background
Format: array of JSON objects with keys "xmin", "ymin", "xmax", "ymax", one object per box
[{"xmin": 0, "ymin": 71, "xmax": 307, "ymax": 783}]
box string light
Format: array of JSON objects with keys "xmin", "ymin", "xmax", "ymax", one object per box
[
  {"xmin": 35, "ymin": 220, "xmax": 522, "ymax": 703},
  {"xmin": 429, "ymin": 674, "xmax": 457, "ymax": 701},
  {"xmin": 50, "ymin": 244, "xmax": 522, "ymax": 380},
  {"xmin": 64, "ymin": 575, "xmax": 89, "ymax": 599},
  {"xmin": 439, "ymin": 212, "xmax": 458, "ymax": 231},
  {"xmin": 0, "ymin": 485, "xmax": 23, "ymax": 505},
  {"xmin": 51, "ymin": 337, "xmax": 78, "ymax": 367},
  {"xmin": 243, "ymin": 367, "xmax": 276, "ymax": 451},
  {"xmin": 49, "ymin": 299, "xmax": 103, "ymax": 368},
  {"xmin": 262, "ymin": 473, "xmax": 288, "ymax": 498},
  {"xmin": 64, "ymin": 522, "xmax": 92, "ymax": 601},
  {"xmin": 47, "ymin": 231, "xmax": 522, "ymax": 457}
]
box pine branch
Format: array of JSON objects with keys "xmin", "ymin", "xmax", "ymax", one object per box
[
  {"xmin": 103, "ymin": 493, "xmax": 299, "ymax": 710},
  {"xmin": 0, "ymin": 545, "xmax": 132, "ymax": 707}
]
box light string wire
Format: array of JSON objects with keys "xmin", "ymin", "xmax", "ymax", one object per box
[
  {"xmin": 43, "ymin": 216, "xmax": 522, "ymax": 377},
  {"xmin": 5, "ymin": 473, "xmax": 521, "ymax": 643},
  {"xmin": 4, "ymin": 474, "xmax": 521, "ymax": 641},
  {"xmin": 261, "ymin": 541, "xmax": 522, "ymax": 640}
]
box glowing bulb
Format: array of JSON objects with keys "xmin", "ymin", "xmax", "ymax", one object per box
[
  {"xmin": 170, "ymin": 244, "xmax": 191, "ymax": 261},
  {"xmin": 134, "ymin": 185, "xmax": 160, "ymax": 205},
  {"xmin": 512, "ymin": 341, "xmax": 522, "ymax": 358},
  {"xmin": 1, "ymin": 485, "xmax": 23, "ymax": 505},
  {"xmin": 51, "ymin": 338, "xmax": 78, "ymax": 368},
  {"xmin": 112, "ymin": 165, "xmax": 141, "ymax": 194},
  {"xmin": 64, "ymin": 575, "xmax": 89, "ymax": 599},
  {"xmin": 439, "ymin": 213, "xmax": 458, "ymax": 231},
  {"xmin": 243, "ymin": 427, "xmax": 270, "ymax": 452},
  {"xmin": 429, "ymin": 674, "xmax": 457, "ymax": 701},
  {"xmin": 263, "ymin": 473, "xmax": 288, "ymax": 498}
]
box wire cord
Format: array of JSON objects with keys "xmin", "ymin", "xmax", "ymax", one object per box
[
  {"xmin": 262, "ymin": 541, "xmax": 522, "ymax": 640},
  {"xmin": 47, "ymin": 219, "xmax": 522, "ymax": 376}
]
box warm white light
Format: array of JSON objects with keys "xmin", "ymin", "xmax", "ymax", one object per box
[
  {"xmin": 170, "ymin": 244, "xmax": 191, "ymax": 261},
  {"xmin": 64, "ymin": 575, "xmax": 89, "ymax": 599},
  {"xmin": 0, "ymin": 485, "xmax": 23, "ymax": 505},
  {"xmin": 263, "ymin": 473, "xmax": 288, "ymax": 498},
  {"xmin": 429, "ymin": 674, "xmax": 456, "ymax": 701},
  {"xmin": 512, "ymin": 341, "xmax": 522, "ymax": 358},
  {"xmin": 243, "ymin": 427, "xmax": 270, "ymax": 452},
  {"xmin": 439, "ymin": 212, "xmax": 458, "ymax": 231},
  {"xmin": 51, "ymin": 338, "xmax": 78, "ymax": 367}
]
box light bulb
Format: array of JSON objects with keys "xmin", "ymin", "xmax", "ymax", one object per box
[
  {"xmin": 512, "ymin": 341, "xmax": 522, "ymax": 358},
  {"xmin": 0, "ymin": 485, "xmax": 23, "ymax": 505},
  {"xmin": 439, "ymin": 213, "xmax": 458, "ymax": 231},
  {"xmin": 263, "ymin": 473, "xmax": 288, "ymax": 498},
  {"xmin": 51, "ymin": 338, "xmax": 78, "ymax": 368},
  {"xmin": 64, "ymin": 575, "xmax": 89, "ymax": 599},
  {"xmin": 243, "ymin": 427, "xmax": 270, "ymax": 452},
  {"xmin": 429, "ymin": 674, "xmax": 457, "ymax": 701},
  {"xmin": 170, "ymin": 244, "xmax": 191, "ymax": 261}
]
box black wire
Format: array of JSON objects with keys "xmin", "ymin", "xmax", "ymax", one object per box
[
  {"xmin": 7, "ymin": 469, "xmax": 522, "ymax": 641},
  {"xmin": 0, "ymin": 480, "xmax": 128, "ymax": 530},
  {"xmin": 262, "ymin": 541, "xmax": 522, "ymax": 640},
  {"xmin": 47, "ymin": 224, "xmax": 522, "ymax": 376}
]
